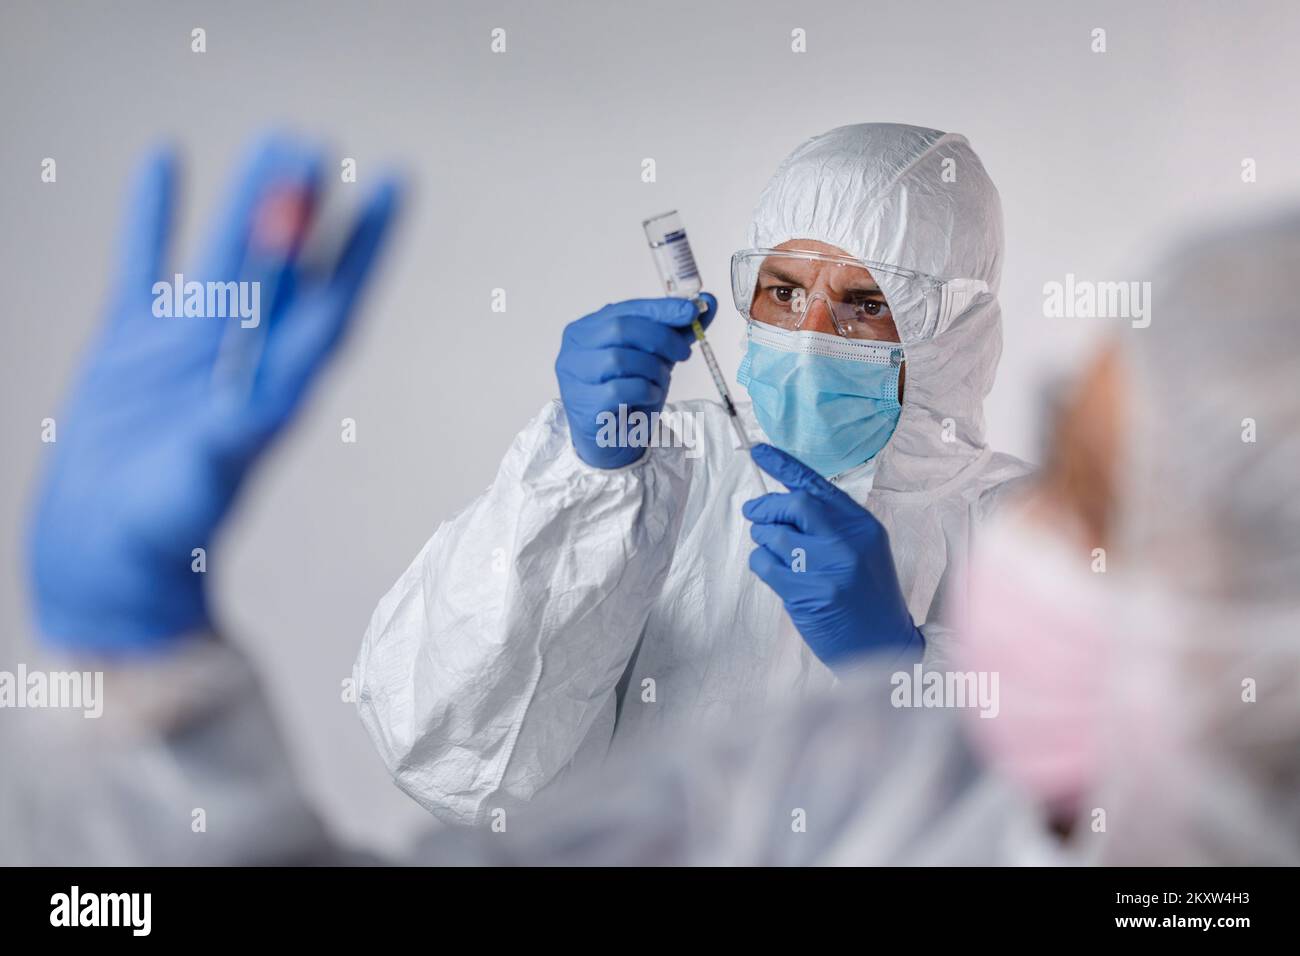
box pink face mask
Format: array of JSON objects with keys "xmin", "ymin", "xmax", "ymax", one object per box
[{"xmin": 956, "ymin": 513, "xmax": 1118, "ymax": 817}]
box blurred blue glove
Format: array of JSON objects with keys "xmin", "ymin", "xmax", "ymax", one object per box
[
  {"xmin": 555, "ymin": 294, "xmax": 716, "ymax": 468},
  {"xmin": 27, "ymin": 134, "xmax": 403, "ymax": 656},
  {"xmin": 744, "ymin": 442, "xmax": 924, "ymax": 671}
]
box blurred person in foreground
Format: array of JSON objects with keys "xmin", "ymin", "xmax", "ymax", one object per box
[{"xmin": 4, "ymin": 137, "xmax": 1298, "ymax": 865}]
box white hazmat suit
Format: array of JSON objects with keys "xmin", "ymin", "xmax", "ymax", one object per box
[
  {"xmin": 6, "ymin": 210, "xmax": 1299, "ymax": 869},
  {"xmin": 353, "ymin": 123, "xmax": 1031, "ymax": 824}
]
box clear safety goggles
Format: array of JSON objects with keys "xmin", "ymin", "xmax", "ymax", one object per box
[{"xmin": 730, "ymin": 247, "xmax": 937, "ymax": 341}]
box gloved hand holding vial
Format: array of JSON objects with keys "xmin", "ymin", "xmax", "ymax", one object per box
[
  {"xmin": 642, "ymin": 210, "xmax": 753, "ymax": 454},
  {"xmin": 554, "ymin": 249, "xmax": 719, "ymax": 469}
]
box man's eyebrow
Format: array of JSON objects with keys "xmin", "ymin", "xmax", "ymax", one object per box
[
  {"xmin": 757, "ymin": 263, "xmax": 809, "ymax": 285},
  {"xmin": 758, "ymin": 263, "xmax": 883, "ymax": 293}
]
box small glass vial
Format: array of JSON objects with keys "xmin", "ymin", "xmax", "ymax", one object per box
[{"xmin": 643, "ymin": 210, "xmax": 703, "ymax": 299}]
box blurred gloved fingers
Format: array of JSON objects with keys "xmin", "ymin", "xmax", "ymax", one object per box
[
  {"xmin": 326, "ymin": 176, "xmax": 403, "ymax": 313},
  {"xmin": 113, "ymin": 146, "xmax": 177, "ymax": 310},
  {"xmin": 238, "ymin": 176, "xmax": 404, "ymax": 440},
  {"xmin": 193, "ymin": 132, "xmax": 325, "ymax": 282}
]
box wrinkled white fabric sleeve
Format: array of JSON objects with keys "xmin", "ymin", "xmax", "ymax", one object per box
[
  {"xmin": 0, "ymin": 637, "xmax": 335, "ymax": 866},
  {"xmin": 354, "ymin": 399, "xmax": 692, "ymax": 825},
  {"xmin": 1, "ymin": 645, "xmax": 1010, "ymax": 867}
]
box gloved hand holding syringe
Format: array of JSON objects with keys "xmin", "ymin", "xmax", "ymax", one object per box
[{"xmin": 643, "ymin": 211, "xmax": 759, "ymax": 474}]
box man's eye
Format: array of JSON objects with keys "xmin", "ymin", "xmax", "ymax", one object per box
[
  {"xmin": 851, "ymin": 298, "xmax": 890, "ymax": 317},
  {"xmin": 768, "ymin": 286, "xmax": 797, "ymax": 304}
]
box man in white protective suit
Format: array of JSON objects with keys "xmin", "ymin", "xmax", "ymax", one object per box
[
  {"xmin": 353, "ymin": 123, "xmax": 1031, "ymax": 825},
  {"xmin": 9, "ymin": 133, "xmax": 1298, "ymax": 867}
]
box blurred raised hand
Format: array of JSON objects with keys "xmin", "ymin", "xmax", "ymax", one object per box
[{"xmin": 27, "ymin": 133, "xmax": 403, "ymax": 655}]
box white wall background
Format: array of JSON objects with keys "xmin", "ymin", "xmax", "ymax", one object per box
[{"xmin": 3, "ymin": 0, "xmax": 1299, "ymax": 853}]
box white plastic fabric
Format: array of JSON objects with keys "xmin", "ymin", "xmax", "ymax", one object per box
[
  {"xmin": 354, "ymin": 123, "xmax": 1031, "ymax": 825},
  {"xmin": 1, "ymin": 639, "xmax": 1056, "ymax": 866},
  {"xmin": 8, "ymin": 206, "xmax": 1297, "ymax": 870}
]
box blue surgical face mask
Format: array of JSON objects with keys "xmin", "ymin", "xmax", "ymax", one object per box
[{"xmin": 737, "ymin": 323, "xmax": 903, "ymax": 478}]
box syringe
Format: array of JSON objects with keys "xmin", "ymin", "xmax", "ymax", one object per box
[{"xmin": 642, "ymin": 210, "xmax": 752, "ymax": 453}]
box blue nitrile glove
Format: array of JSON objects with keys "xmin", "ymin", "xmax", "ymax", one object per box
[
  {"xmin": 556, "ymin": 294, "xmax": 716, "ymax": 468},
  {"xmin": 743, "ymin": 442, "xmax": 924, "ymax": 670},
  {"xmin": 27, "ymin": 134, "xmax": 403, "ymax": 656}
]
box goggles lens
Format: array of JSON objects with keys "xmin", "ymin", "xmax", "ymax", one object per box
[{"xmin": 731, "ymin": 249, "xmax": 916, "ymax": 341}]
